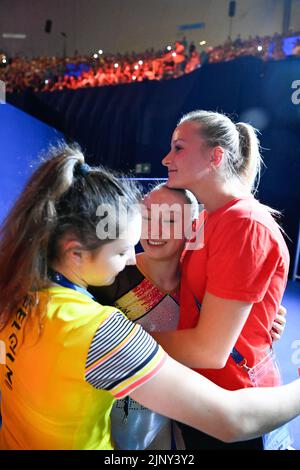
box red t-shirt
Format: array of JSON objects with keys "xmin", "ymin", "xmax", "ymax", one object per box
[{"xmin": 179, "ymin": 197, "xmax": 290, "ymax": 390}]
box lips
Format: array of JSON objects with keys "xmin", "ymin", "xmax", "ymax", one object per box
[{"xmin": 147, "ymin": 240, "xmax": 167, "ymax": 246}]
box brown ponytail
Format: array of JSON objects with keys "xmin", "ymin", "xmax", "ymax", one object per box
[{"xmin": 0, "ymin": 143, "xmax": 141, "ymax": 330}]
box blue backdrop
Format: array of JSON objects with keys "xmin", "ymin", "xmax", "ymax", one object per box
[{"xmin": 0, "ymin": 103, "xmax": 63, "ymax": 223}]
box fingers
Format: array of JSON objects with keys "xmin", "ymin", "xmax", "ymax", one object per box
[
  {"xmin": 271, "ymin": 330, "xmax": 281, "ymax": 341},
  {"xmin": 278, "ymin": 305, "xmax": 287, "ymax": 317},
  {"xmin": 271, "ymin": 317, "xmax": 286, "ymax": 342},
  {"xmin": 272, "ymin": 320, "xmax": 285, "ymax": 334},
  {"xmin": 271, "ymin": 306, "xmax": 287, "ymax": 342},
  {"xmin": 274, "ymin": 313, "xmax": 287, "ymax": 327}
]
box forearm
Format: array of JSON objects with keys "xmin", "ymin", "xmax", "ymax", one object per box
[
  {"xmin": 152, "ymin": 293, "xmax": 254, "ymax": 370},
  {"xmin": 132, "ymin": 356, "xmax": 300, "ymax": 444},
  {"xmin": 224, "ymin": 380, "xmax": 300, "ymax": 442},
  {"xmin": 152, "ymin": 329, "xmax": 222, "ymax": 369}
]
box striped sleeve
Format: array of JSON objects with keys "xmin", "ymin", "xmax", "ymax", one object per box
[{"xmin": 84, "ymin": 310, "xmax": 167, "ymax": 398}]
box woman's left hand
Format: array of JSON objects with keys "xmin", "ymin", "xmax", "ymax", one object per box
[{"xmin": 271, "ymin": 305, "xmax": 287, "ymax": 341}]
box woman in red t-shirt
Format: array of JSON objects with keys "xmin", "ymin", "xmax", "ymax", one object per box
[{"xmin": 153, "ymin": 110, "xmax": 292, "ymax": 450}]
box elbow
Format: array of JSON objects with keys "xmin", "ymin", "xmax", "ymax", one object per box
[
  {"xmin": 212, "ymin": 357, "xmax": 227, "ymax": 369},
  {"xmin": 224, "ymin": 425, "xmax": 253, "ymax": 444},
  {"xmin": 219, "ymin": 416, "xmax": 255, "ymax": 444},
  {"xmin": 191, "ymin": 347, "xmax": 228, "ymax": 369},
  {"xmin": 213, "ymin": 397, "xmax": 250, "ymax": 443},
  {"xmin": 204, "ymin": 355, "xmax": 227, "ymax": 369},
  {"xmin": 215, "ymin": 421, "xmax": 244, "ymax": 444},
  {"xmin": 222, "ymin": 427, "xmax": 243, "ymax": 444}
]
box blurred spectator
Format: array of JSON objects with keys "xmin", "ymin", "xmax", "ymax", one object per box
[
  {"xmin": 181, "ymin": 36, "xmax": 188, "ymax": 49},
  {"xmin": 292, "ymin": 39, "xmax": 300, "ymax": 57},
  {"xmin": 185, "ymin": 43, "xmax": 200, "ymax": 73},
  {"xmin": 2, "ymin": 30, "xmax": 300, "ymax": 94},
  {"xmin": 173, "ymin": 40, "xmax": 187, "ymax": 76}
]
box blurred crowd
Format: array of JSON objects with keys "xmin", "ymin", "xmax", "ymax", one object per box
[{"xmin": 1, "ymin": 30, "xmax": 300, "ymax": 94}]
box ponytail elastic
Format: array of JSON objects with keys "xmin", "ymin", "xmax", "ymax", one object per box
[{"xmin": 74, "ymin": 162, "xmax": 91, "ymax": 177}]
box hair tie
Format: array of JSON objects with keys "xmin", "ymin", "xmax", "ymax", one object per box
[{"xmin": 74, "ymin": 162, "xmax": 91, "ymax": 177}]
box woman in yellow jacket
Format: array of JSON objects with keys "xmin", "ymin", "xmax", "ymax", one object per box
[{"xmin": 0, "ymin": 143, "xmax": 300, "ymax": 450}]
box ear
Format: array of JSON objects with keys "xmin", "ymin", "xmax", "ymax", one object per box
[
  {"xmin": 62, "ymin": 239, "xmax": 85, "ymax": 265},
  {"xmin": 210, "ymin": 146, "xmax": 224, "ymax": 168}
]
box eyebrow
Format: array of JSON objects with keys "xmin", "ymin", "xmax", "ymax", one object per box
[
  {"xmin": 172, "ymin": 139, "xmax": 186, "ymax": 143},
  {"xmin": 115, "ymin": 245, "xmax": 131, "ymax": 252}
]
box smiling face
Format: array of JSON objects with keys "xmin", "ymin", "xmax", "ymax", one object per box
[
  {"xmin": 162, "ymin": 121, "xmax": 212, "ymax": 192},
  {"xmin": 140, "ymin": 186, "xmax": 193, "ymax": 261}
]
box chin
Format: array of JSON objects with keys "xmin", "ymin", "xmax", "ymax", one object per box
[
  {"xmin": 166, "ymin": 177, "xmax": 184, "ymax": 189},
  {"xmin": 105, "ymin": 276, "xmax": 116, "ymax": 285},
  {"xmin": 145, "ymin": 247, "xmax": 172, "ymax": 260}
]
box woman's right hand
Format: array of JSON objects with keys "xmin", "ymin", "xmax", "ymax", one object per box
[{"xmin": 271, "ymin": 305, "xmax": 287, "ymax": 342}]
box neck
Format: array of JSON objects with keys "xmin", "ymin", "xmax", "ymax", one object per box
[
  {"xmin": 137, "ymin": 252, "xmax": 181, "ymax": 292},
  {"xmin": 50, "ymin": 263, "xmax": 88, "ymax": 289},
  {"xmin": 188, "ymin": 177, "xmax": 251, "ymax": 213}
]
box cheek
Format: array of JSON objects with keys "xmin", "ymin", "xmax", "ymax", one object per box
[
  {"xmin": 169, "ymin": 219, "xmax": 185, "ymax": 238},
  {"xmin": 95, "ymin": 256, "xmax": 116, "ymax": 276},
  {"xmin": 114, "ymin": 254, "xmax": 130, "ymax": 273},
  {"xmin": 169, "ymin": 237, "xmax": 186, "ymax": 252},
  {"xmin": 141, "ymin": 219, "xmax": 150, "ymax": 239},
  {"xmin": 109, "ymin": 257, "xmax": 124, "ymax": 272},
  {"xmin": 140, "ymin": 238, "xmax": 148, "ymax": 251},
  {"xmin": 182, "ymin": 151, "xmax": 208, "ymax": 173}
]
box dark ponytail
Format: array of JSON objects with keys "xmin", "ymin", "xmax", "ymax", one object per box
[{"xmin": 0, "ymin": 143, "xmax": 141, "ymax": 330}]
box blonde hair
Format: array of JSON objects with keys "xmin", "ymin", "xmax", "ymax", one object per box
[{"xmin": 179, "ymin": 110, "xmax": 262, "ymax": 193}]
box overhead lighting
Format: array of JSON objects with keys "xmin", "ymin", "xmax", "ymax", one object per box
[
  {"xmin": 98, "ymin": 49, "xmax": 103, "ymax": 55},
  {"xmin": 257, "ymin": 45, "xmax": 263, "ymax": 52},
  {"xmin": 114, "ymin": 63, "xmax": 119, "ymax": 68},
  {"xmin": 93, "ymin": 53, "xmax": 98, "ymax": 59},
  {"xmin": 199, "ymin": 40, "xmax": 207, "ymax": 46},
  {"xmin": 166, "ymin": 45, "xmax": 172, "ymax": 51},
  {"xmin": 138, "ymin": 60, "xmax": 143, "ymax": 65},
  {"xmin": 2, "ymin": 33, "xmax": 26, "ymax": 39}
]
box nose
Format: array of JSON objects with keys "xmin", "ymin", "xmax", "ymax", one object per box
[
  {"xmin": 162, "ymin": 150, "xmax": 172, "ymax": 167},
  {"xmin": 126, "ymin": 248, "xmax": 136, "ymax": 266}
]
